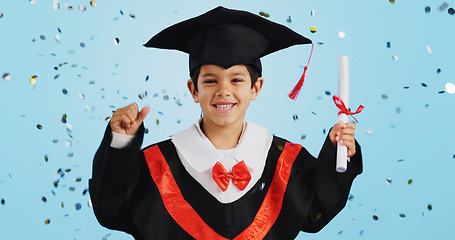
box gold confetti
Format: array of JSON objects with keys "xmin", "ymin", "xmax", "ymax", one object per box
[
  {"xmin": 310, "ymin": 26, "xmax": 317, "ymax": 33},
  {"xmin": 30, "ymin": 75, "xmax": 37, "ymax": 84},
  {"xmin": 75, "ymin": 177, "xmax": 82, "ymax": 182},
  {"xmin": 408, "ymin": 179, "xmax": 413, "ymax": 185},
  {"xmin": 129, "ymin": 13, "xmax": 135, "ymax": 18},
  {"xmin": 389, "ymin": 0, "xmax": 395, "ymax": 3},
  {"xmin": 90, "ymin": 1, "xmax": 97, "ymax": 7},
  {"xmin": 44, "ymin": 219, "xmax": 51, "ymax": 225},
  {"xmin": 427, "ymin": 204, "xmax": 433, "ymax": 210},
  {"xmin": 259, "ymin": 11, "xmax": 270, "ymax": 18},
  {"xmin": 277, "ymin": 145, "xmax": 284, "ymax": 151}
]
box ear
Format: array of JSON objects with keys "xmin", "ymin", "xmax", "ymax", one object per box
[
  {"xmin": 187, "ymin": 79, "xmax": 199, "ymax": 103},
  {"xmin": 250, "ymin": 77, "xmax": 264, "ymax": 101}
]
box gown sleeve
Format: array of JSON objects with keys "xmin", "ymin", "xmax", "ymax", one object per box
[
  {"xmin": 300, "ymin": 134, "xmax": 363, "ymax": 233},
  {"xmin": 88, "ymin": 124, "xmax": 146, "ymax": 233}
]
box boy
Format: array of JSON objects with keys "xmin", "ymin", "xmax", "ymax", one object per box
[{"xmin": 89, "ymin": 6, "xmax": 362, "ymax": 240}]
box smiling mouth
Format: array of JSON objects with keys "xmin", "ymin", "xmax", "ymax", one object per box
[{"xmin": 214, "ymin": 104, "xmax": 235, "ymax": 110}]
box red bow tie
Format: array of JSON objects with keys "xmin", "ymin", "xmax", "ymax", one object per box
[{"xmin": 212, "ymin": 161, "xmax": 251, "ymax": 192}]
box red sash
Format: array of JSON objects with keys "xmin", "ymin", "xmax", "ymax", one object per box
[{"xmin": 143, "ymin": 142, "xmax": 302, "ymax": 240}]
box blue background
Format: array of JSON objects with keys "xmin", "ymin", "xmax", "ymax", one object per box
[{"xmin": 1, "ymin": 0, "xmax": 454, "ymax": 239}]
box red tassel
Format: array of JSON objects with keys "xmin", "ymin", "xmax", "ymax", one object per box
[
  {"xmin": 288, "ymin": 43, "xmax": 314, "ymax": 100},
  {"xmin": 288, "ymin": 66, "xmax": 307, "ymax": 100}
]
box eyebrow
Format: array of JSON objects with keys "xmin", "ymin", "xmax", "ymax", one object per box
[{"xmin": 201, "ymin": 72, "xmax": 247, "ymax": 77}]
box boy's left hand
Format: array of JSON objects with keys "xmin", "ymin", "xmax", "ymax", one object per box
[{"xmin": 329, "ymin": 121, "xmax": 357, "ymax": 157}]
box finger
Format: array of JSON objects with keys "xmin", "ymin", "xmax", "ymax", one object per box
[{"xmin": 136, "ymin": 106, "xmax": 151, "ymax": 124}]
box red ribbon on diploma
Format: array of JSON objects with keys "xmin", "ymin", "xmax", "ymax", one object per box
[{"xmin": 333, "ymin": 96, "xmax": 364, "ymax": 123}]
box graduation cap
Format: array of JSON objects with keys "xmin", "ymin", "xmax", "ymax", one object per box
[{"xmin": 144, "ymin": 6, "xmax": 313, "ymax": 99}]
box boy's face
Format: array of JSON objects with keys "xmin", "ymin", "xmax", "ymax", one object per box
[{"xmin": 187, "ymin": 64, "xmax": 263, "ymax": 129}]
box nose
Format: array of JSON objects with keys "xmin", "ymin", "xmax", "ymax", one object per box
[{"xmin": 217, "ymin": 81, "xmax": 231, "ymax": 97}]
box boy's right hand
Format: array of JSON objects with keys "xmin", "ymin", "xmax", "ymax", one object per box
[{"xmin": 110, "ymin": 103, "xmax": 151, "ymax": 135}]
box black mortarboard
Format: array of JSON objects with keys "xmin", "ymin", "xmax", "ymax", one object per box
[{"xmin": 144, "ymin": 6, "xmax": 312, "ymax": 79}]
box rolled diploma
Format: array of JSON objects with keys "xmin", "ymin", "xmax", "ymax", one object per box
[{"xmin": 336, "ymin": 55, "xmax": 349, "ymax": 173}]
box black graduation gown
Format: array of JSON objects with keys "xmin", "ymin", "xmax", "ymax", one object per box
[{"xmin": 89, "ymin": 124, "xmax": 362, "ymax": 240}]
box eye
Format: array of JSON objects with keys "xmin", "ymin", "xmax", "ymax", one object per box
[
  {"xmin": 232, "ymin": 78, "xmax": 243, "ymax": 83},
  {"xmin": 203, "ymin": 79, "xmax": 217, "ymax": 84}
]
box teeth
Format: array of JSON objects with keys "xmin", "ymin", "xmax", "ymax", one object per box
[{"xmin": 216, "ymin": 104, "xmax": 234, "ymax": 110}]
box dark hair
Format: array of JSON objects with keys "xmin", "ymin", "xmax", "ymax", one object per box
[{"xmin": 190, "ymin": 64, "xmax": 261, "ymax": 92}]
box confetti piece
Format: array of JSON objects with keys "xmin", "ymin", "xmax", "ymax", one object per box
[
  {"xmin": 65, "ymin": 3, "xmax": 73, "ymax": 10},
  {"xmin": 79, "ymin": 5, "xmax": 86, "ymax": 12},
  {"xmin": 437, "ymin": 68, "xmax": 441, "ymax": 73},
  {"xmin": 114, "ymin": 38, "xmax": 120, "ymax": 45},
  {"xmin": 293, "ymin": 114, "xmax": 298, "ymax": 121},
  {"xmin": 421, "ymin": 83, "xmax": 427, "ymax": 87},
  {"xmin": 338, "ymin": 31, "xmax": 346, "ymax": 38},
  {"xmin": 62, "ymin": 88, "xmax": 68, "ymax": 95},
  {"xmin": 53, "ymin": 0, "xmax": 59, "ymax": 10},
  {"xmin": 76, "ymin": 177, "xmax": 82, "ymax": 182},
  {"xmin": 3, "ymin": 73, "xmax": 11, "ymax": 81},
  {"xmin": 80, "ymin": 42, "xmax": 86, "ymax": 48},
  {"xmin": 82, "ymin": 188, "xmax": 88, "ymax": 195},
  {"xmin": 69, "ymin": 186, "xmax": 76, "ymax": 191},
  {"xmin": 389, "ymin": 0, "xmax": 395, "ymax": 3},
  {"xmin": 129, "ymin": 13, "xmax": 135, "ymax": 18},
  {"xmin": 399, "ymin": 213, "xmax": 406, "ymax": 218},
  {"xmin": 427, "ymin": 204, "xmax": 432, "ymax": 210},
  {"xmin": 311, "ymin": 9, "xmax": 315, "ymax": 16},
  {"xmin": 40, "ymin": 35, "xmax": 46, "ymax": 40},
  {"xmin": 30, "ymin": 75, "xmax": 37, "ymax": 84},
  {"xmin": 286, "ymin": 16, "xmax": 292, "ymax": 23},
  {"xmin": 65, "ymin": 140, "xmax": 72, "ymax": 147},
  {"xmin": 90, "ymin": 1, "xmax": 97, "ymax": 7},
  {"xmin": 259, "ymin": 11, "xmax": 270, "ymax": 18},
  {"xmin": 41, "ymin": 196, "xmax": 47, "ymax": 202},
  {"xmin": 1, "ymin": 198, "xmax": 5, "ymax": 205},
  {"xmin": 30, "ymin": 0, "xmax": 37, "ymax": 6},
  {"xmin": 0, "ymin": 12, "xmax": 3, "ymax": 18},
  {"xmin": 310, "ymin": 26, "xmax": 317, "ymax": 33},
  {"xmin": 78, "ymin": 93, "xmax": 85, "ymax": 99},
  {"xmin": 352, "ymin": 218, "xmax": 358, "ymax": 224},
  {"xmin": 365, "ymin": 128, "xmax": 373, "ymax": 135},
  {"xmin": 386, "ymin": 178, "xmax": 392, "ymax": 185},
  {"xmin": 449, "ymin": 8, "xmax": 455, "ymax": 15},
  {"xmin": 445, "ymin": 82, "xmax": 455, "ymax": 94},
  {"xmin": 44, "ymin": 154, "xmax": 49, "ymax": 162},
  {"xmin": 325, "ymin": 90, "xmax": 331, "ymax": 95},
  {"xmin": 392, "ymin": 55, "xmax": 399, "ymax": 61},
  {"xmin": 408, "ymin": 179, "xmax": 413, "ymax": 185},
  {"xmin": 44, "ymin": 219, "xmax": 51, "ymax": 225},
  {"xmin": 37, "ymin": 124, "xmax": 43, "ymax": 130},
  {"xmin": 373, "ymin": 215, "xmax": 379, "ymax": 221},
  {"xmin": 425, "ymin": 6, "xmax": 431, "ymax": 13},
  {"xmin": 381, "ymin": 94, "xmax": 388, "ymax": 99},
  {"xmin": 75, "ymin": 203, "xmax": 82, "ymax": 210},
  {"xmin": 61, "ymin": 114, "xmax": 67, "ymax": 123},
  {"xmin": 301, "ymin": 134, "xmax": 306, "ymax": 140},
  {"xmin": 387, "ymin": 42, "xmax": 391, "ymax": 48},
  {"xmin": 439, "ymin": 2, "xmax": 449, "ymax": 11},
  {"xmin": 277, "ymin": 145, "xmax": 284, "ymax": 151},
  {"xmin": 163, "ymin": 95, "xmax": 169, "ymax": 101},
  {"xmin": 427, "ymin": 46, "xmax": 432, "ymax": 54}
]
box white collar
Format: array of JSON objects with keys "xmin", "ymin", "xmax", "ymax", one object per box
[
  {"xmin": 172, "ymin": 119, "xmax": 267, "ymax": 172},
  {"xmin": 171, "ymin": 119, "xmax": 272, "ymax": 203}
]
